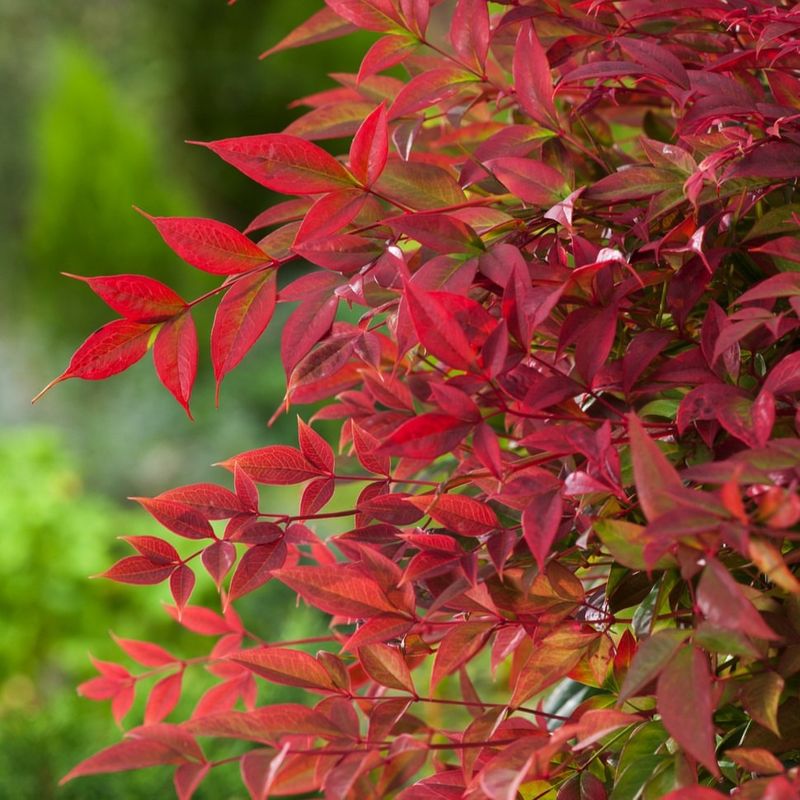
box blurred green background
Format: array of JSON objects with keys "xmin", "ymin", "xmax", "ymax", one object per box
[{"xmin": 0, "ymin": 1, "xmax": 368, "ymax": 795}]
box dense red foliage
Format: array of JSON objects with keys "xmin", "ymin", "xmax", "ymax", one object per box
[{"xmin": 39, "ymin": 0, "xmax": 800, "ymax": 797}]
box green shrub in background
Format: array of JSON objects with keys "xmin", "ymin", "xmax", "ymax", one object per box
[{"xmin": 0, "ymin": 428, "xmax": 329, "ymax": 798}]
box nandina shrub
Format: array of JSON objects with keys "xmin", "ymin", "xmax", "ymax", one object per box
[{"xmin": 37, "ymin": 1, "xmax": 800, "ymax": 797}]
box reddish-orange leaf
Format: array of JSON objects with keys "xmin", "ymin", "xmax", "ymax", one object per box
[
  {"xmin": 232, "ymin": 647, "xmax": 336, "ymax": 692},
  {"xmin": 274, "ymin": 564, "xmax": 397, "ymax": 618}
]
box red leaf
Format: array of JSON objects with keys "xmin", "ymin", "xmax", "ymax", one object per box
[
  {"xmin": 292, "ymin": 233, "xmax": 382, "ymax": 274},
  {"xmin": 511, "ymin": 629, "xmax": 595, "ymax": 707},
  {"xmin": 34, "ymin": 320, "xmax": 153, "ymax": 401},
  {"xmin": 297, "ymin": 417, "xmax": 335, "ymax": 473},
  {"xmin": 202, "ymin": 541, "xmax": 237, "ymax": 588},
  {"xmin": 165, "ymin": 605, "xmax": 231, "ymax": 635},
  {"xmin": 187, "ymin": 704, "xmax": 343, "ymax": 741},
  {"xmin": 99, "ymin": 557, "xmax": 174, "ymax": 585},
  {"xmin": 120, "ymin": 536, "xmax": 180, "ymax": 565},
  {"xmin": 293, "ymin": 189, "xmax": 367, "ymax": 245},
  {"xmin": 357, "ymin": 34, "xmax": 417, "ymax": 83},
  {"xmin": 359, "ymin": 643, "xmax": 415, "ymax": 693},
  {"xmin": 132, "ymin": 496, "xmax": 214, "ymax": 539},
  {"xmin": 657, "ymin": 646, "xmax": 720, "ymax": 777},
  {"xmin": 487, "ymin": 158, "xmax": 568, "ymax": 206},
  {"xmin": 522, "ymin": 490, "xmax": 563, "ymax": 571},
  {"xmin": 153, "ymin": 312, "xmax": 197, "ymax": 418},
  {"xmin": 352, "ymin": 422, "xmax": 391, "ymax": 476},
  {"xmin": 211, "ymin": 270, "xmax": 277, "ymax": 400},
  {"xmin": 227, "ymin": 540, "xmax": 287, "ymax": 603},
  {"xmin": 280, "ymin": 295, "xmax": 339, "ymax": 377},
  {"xmin": 408, "ymin": 493, "xmax": 498, "ymax": 536},
  {"xmin": 113, "ymin": 635, "xmax": 177, "ymax": 667},
  {"xmin": 170, "ymin": 565, "xmax": 196, "ymax": 612},
  {"xmin": 274, "ymin": 565, "xmax": 397, "ymax": 618},
  {"xmin": 325, "ymin": 0, "xmax": 403, "ymax": 32},
  {"xmin": 64, "ymin": 273, "xmax": 186, "ymax": 322},
  {"xmin": 513, "ymin": 22, "xmax": 558, "ymax": 130},
  {"xmin": 450, "ymin": 0, "xmax": 490, "ymax": 73},
  {"xmin": 261, "ymin": 6, "xmax": 355, "ymax": 58},
  {"xmin": 197, "ymin": 133, "xmax": 355, "ymax": 194},
  {"xmin": 141, "ymin": 211, "xmax": 271, "ymax": 275},
  {"xmin": 404, "ymin": 284, "xmax": 477, "ymax": 370},
  {"xmin": 736, "ymin": 271, "xmax": 800, "ymax": 304},
  {"xmin": 349, "ymin": 102, "xmax": 388, "ymax": 186},
  {"xmin": 145, "ymin": 672, "xmax": 184, "ymax": 724},
  {"xmin": 61, "ymin": 739, "xmax": 187, "ymax": 784},
  {"xmin": 245, "ymin": 198, "xmax": 312, "ymax": 234},
  {"xmin": 300, "ymin": 476, "xmax": 335, "ymax": 516},
  {"xmin": 431, "ymin": 622, "xmax": 494, "ymax": 690},
  {"xmin": 155, "ymin": 484, "xmax": 247, "ymax": 520},
  {"xmin": 174, "ymin": 762, "xmax": 209, "ymax": 800},
  {"xmin": 379, "ymin": 413, "xmax": 472, "ymax": 459},
  {"xmin": 232, "ymin": 647, "xmax": 336, "ymax": 691},
  {"xmin": 627, "ymin": 413, "xmax": 683, "ymax": 522},
  {"xmin": 764, "ymin": 352, "xmax": 800, "ymax": 395},
  {"xmin": 388, "ymin": 213, "xmax": 483, "ymax": 255},
  {"xmin": 697, "ymin": 559, "xmax": 777, "ymax": 640},
  {"xmin": 221, "ymin": 445, "xmax": 325, "ymax": 485},
  {"xmin": 373, "ymin": 159, "xmax": 466, "ymax": 210},
  {"xmin": 390, "ymin": 67, "xmax": 479, "ymax": 119}
]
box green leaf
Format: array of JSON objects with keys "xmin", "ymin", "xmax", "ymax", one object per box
[
  {"xmin": 619, "ymin": 629, "xmax": 690, "ymax": 702},
  {"xmin": 594, "ymin": 518, "xmax": 675, "ymax": 571}
]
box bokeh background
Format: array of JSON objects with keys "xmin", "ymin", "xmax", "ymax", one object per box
[{"xmin": 0, "ymin": 1, "xmax": 371, "ymax": 795}]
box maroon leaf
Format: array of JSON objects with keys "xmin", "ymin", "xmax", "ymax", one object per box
[
  {"xmin": 627, "ymin": 413, "xmax": 683, "ymax": 522},
  {"xmin": 657, "ymin": 646, "xmax": 720, "ymax": 777},
  {"xmin": 522, "ymin": 490, "xmax": 563, "ymax": 571},
  {"xmin": 297, "ymin": 417, "xmax": 335, "ymax": 473}
]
